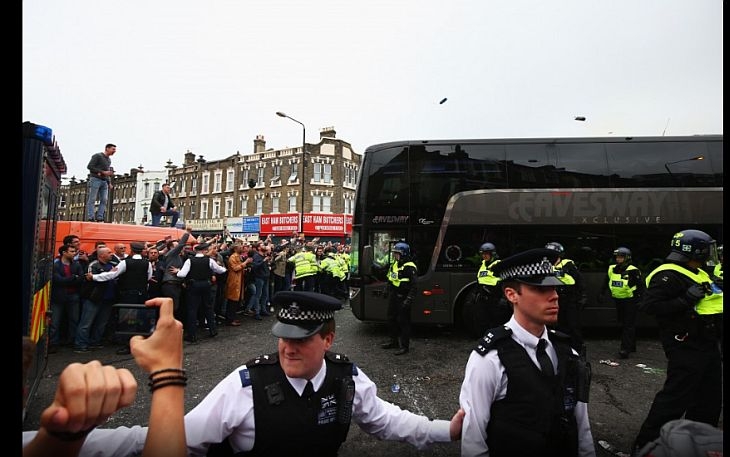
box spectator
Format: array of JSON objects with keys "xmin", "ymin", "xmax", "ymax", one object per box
[
  {"xmin": 49, "ymin": 244, "xmax": 86, "ymax": 353},
  {"xmin": 149, "ymin": 183, "xmax": 180, "ymax": 228},
  {"xmin": 74, "ymin": 247, "xmax": 118, "ymax": 353},
  {"xmin": 85, "ymin": 143, "xmax": 115, "ymax": 222}
]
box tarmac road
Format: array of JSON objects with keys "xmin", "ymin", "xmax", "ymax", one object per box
[{"xmin": 22, "ymin": 301, "xmax": 721, "ymax": 456}]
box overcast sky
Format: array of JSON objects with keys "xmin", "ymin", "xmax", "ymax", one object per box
[{"xmin": 23, "ymin": 1, "xmax": 723, "ymax": 181}]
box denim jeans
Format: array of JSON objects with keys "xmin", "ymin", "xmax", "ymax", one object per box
[
  {"xmin": 151, "ymin": 210, "xmax": 180, "ymax": 227},
  {"xmin": 86, "ymin": 176, "xmax": 109, "ymax": 220},
  {"xmin": 75, "ymin": 298, "xmax": 113, "ymax": 349},
  {"xmin": 246, "ymin": 277, "xmax": 267, "ymax": 316},
  {"xmin": 49, "ymin": 293, "xmax": 81, "ymax": 346}
]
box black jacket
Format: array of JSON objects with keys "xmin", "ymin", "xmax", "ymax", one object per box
[{"xmin": 150, "ymin": 190, "xmax": 175, "ymax": 214}]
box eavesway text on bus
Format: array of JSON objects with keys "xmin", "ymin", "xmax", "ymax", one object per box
[{"xmin": 508, "ymin": 192, "xmax": 666, "ymax": 223}]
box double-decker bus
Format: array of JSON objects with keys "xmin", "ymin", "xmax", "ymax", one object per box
[
  {"xmin": 22, "ymin": 122, "xmax": 66, "ymax": 421},
  {"xmin": 348, "ymin": 135, "xmax": 723, "ymax": 336}
]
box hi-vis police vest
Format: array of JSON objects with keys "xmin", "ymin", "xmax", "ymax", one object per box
[
  {"xmin": 607, "ymin": 264, "xmax": 639, "ymax": 299},
  {"xmin": 477, "ymin": 259, "xmax": 501, "ymax": 286},
  {"xmin": 646, "ymin": 264, "xmax": 723, "ymax": 315},
  {"xmin": 554, "ymin": 259, "xmax": 577, "ymax": 285},
  {"xmin": 388, "ymin": 261, "xmax": 417, "ymax": 287}
]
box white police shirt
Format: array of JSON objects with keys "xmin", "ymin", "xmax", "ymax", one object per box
[
  {"xmin": 458, "ymin": 316, "xmax": 596, "ymax": 457},
  {"xmin": 23, "ymin": 360, "xmax": 451, "ymax": 456}
]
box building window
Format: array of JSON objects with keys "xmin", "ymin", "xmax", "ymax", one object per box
[
  {"xmin": 273, "ymin": 164, "xmax": 281, "ymax": 180},
  {"xmin": 256, "ymin": 197, "xmax": 263, "ymax": 215},
  {"xmin": 213, "ymin": 200, "xmax": 221, "ymax": 219},
  {"xmin": 214, "ymin": 171, "xmax": 222, "ymax": 193},
  {"xmin": 314, "ymin": 163, "xmax": 321, "ymax": 182},
  {"xmin": 289, "ymin": 195, "xmax": 297, "ymax": 212},
  {"xmin": 202, "ymin": 173, "xmax": 210, "ymax": 194},
  {"xmin": 323, "ymin": 163, "xmax": 332, "ymax": 183},
  {"xmin": 225, "ymin": 199, "xmax": 233, "ymax": 217},
  {"xmin": 201, "ymin": 201, "xmax": 209, "ymax": 219},
  {"xmin": 144, "ymin": 182, "xmax": 150, "ymax": 198},
  {"xmin": 344, "ymin": 195, "xmax": 353, "ymax": 214},
  {"xmin": 272, "ymin": 196, "xmax": 280, "ymax": 213},
  {"xmin": 226, "ymin": 169, "xmax": 234, "ymax": 192},
  {"xmin": 191, "ymin": 177, "xmax": 197, "ymax": 194},
  {"xmin": 312, "ymin": 195, "xmax": 332, "ymax": 212},
  {"xmin": 288, "ymin": 164, "xmax": 298, "ymax": 183}
]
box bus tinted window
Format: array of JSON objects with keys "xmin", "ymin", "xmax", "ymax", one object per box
[
  {"xmin": 555, "ymin": 142, "xmax": 610, "ymax": 187},
  {"xmin": 504, "ymin": 143, "xmax": 557, "ymax": 188},
  {"xmin": 363, "ymin": 146, "xmax": 408, "ymax": 215},
  {"xmin": 606, "ymin": 140, "xmax": 716, "ymax": 187}
]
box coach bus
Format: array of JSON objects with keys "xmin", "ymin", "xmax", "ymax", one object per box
[
  {"xmin": 22, "ymin": 122, "xmax": 66, "ymax": 421},
  {"xmin": 348, "ymin": 135, "xmax": 723, "ymax": 335}
]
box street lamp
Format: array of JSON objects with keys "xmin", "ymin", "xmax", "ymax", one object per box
[
  {"xmin": 276, "ymin": 111, "xmax": 306, "ymax": 234},
  {"xmin": 664, "ymin": 155, "xmax": 704, "ymax": 175}
]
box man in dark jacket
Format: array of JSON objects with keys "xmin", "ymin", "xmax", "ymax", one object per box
[
  {"xmin": 149, "ymin": 183, "xmax": 179, "ymax": 227},
  {"xmin": 49, "ymin": 244, "xmax": 86, "ymax": 352}
]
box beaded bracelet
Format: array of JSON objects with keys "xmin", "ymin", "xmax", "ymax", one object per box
[{"xmin": 46, "ymin": 426, "xmax": 96, "ymax": 442}]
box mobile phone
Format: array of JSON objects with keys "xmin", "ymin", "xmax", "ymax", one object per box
[{"xmin": 112, "ymin": 303, "xmax": 159, "ymax": 337}]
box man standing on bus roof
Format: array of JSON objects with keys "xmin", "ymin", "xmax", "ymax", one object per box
[
  {"xmin": 601, "ymin": 247, "xmax": 644, "ymax": 359},
  {"xmin": 545, "ymin": 241, "xmax": 587, "ymax": 354},
  {"xmin": 86, "ymin": 143, "xmax": 116, "ymax": 222},
  {"xmin": 380, "ymin": 242, "xmax": 417, "ymax": 356},
  {"xmin": 150, "ymin": 183, "xmax": 180, "ymax": 228},
  {"xmin": 459, "ymin": 248, "xmax": 595, "ymax": 457},
  {"xmin": 632, "ymin": 229, "xmax": 723, "ymax": 454}
]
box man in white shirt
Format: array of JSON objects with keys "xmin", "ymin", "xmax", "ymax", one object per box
[{"xmin": 459, "ymin": 248, "xmax": 596, "ymax": 457}]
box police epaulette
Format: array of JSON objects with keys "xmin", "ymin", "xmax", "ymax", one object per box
[
  {"xmin": 547, "ymin": 328, "xmax": 571, "ymax": 343},
  {"xmin": 326, "ymin": 351, "xmax": 359, "ymax": 376},
  {"xmin": 325, "ymin": 351, "xmax": 350, "ymax": 364},
  {"xmin": 244, "ymin": 352, "xmax": 279, "ymax": 367},
  {"xmin": 474, "ymin": 325, "xmax": 512, "ymax": 356}
]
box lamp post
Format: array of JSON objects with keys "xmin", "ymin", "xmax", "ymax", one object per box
[
  {"xmin": 664, "ymin": 155, "xmax": 704, "ymax": 175},
  {"xmin": 276, "ymin": 111, "xmax": 306, "ymax": 234}
]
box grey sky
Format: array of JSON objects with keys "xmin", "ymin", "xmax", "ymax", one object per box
[{"xmin": 23, "ymin": 1, "xmax": 723, "ymax": 181}]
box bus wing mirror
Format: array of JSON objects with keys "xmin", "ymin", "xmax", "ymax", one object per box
[{"xmin": 362, "ymin": 245, "xmax": 373, "ymax": 276}]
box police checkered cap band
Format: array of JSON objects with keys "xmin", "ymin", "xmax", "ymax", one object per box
[
  {"xmin": 277, "ymin": 302, "xmax": 336, "ymax": 325},
  {"xmin": 498, "ymin": 257, "xmax": 556, "ymax": 280}
]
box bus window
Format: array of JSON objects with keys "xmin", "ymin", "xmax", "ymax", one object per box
[
  {"xmin": 504, "ymin": 143, "xmax": 557, "ymax": 188},
  {"xmin": 554, "ymin": 142, "xmax": 610, "ymax": 188}
]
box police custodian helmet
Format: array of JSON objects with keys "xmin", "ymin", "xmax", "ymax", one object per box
[
  {"xmin": 666, "ymin": 229, "xmax": 717, "ymax": 263},
  {"xmin": 544, "ymin": 241, "xmax": 565, "ymax": 254},
  {"xmin": 491, "ymin": 248, "xmax": 564, "ymax": 287}
]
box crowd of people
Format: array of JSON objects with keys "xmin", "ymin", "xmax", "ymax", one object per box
[
  {"xmin": 48, "ymin": 229, "xmax": 354, "ymax": 355},
  {"xmin": 29, "ymin": 227, "xmax": 723, "ymax": 456}
]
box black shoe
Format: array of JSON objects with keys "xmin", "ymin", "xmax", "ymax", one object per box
[
  {"xmin": 115, "ymin": 346, "xmax": 131, "ymax": 355},
  {"xmin": 73, "ymin": 347, "xmax": 90, "ymax": 354},
  {"xmin": 184, "ymin": 336, "xmax": 198, "ymax": 344},
  {"xmin": 394, "ymin": 348, "xmax": 410, "ymax": 356},
  {"xmin": 619, "ymin": 350, "xmax": 629, "ymax": 359},
  {"xmin": 380, "ymin": 342, "xmax": 398, "ymax": 349}
]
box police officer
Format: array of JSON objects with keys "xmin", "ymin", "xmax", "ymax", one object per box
[
  {"xmin": 288, "ymin": 243, "xmax": 319, "ymax": 291},
  {"xmin": 603, "ymin": 247, "xmax": 644, "ymax": 359},
  {"xmin": 476, "ymin": 242, "xmax": 511, "ymax": 327},
  {"xmin": 190, "ymin": 291, "xmax": 464, "ymax": 455},
  {"xmin": 459, "ymin": 248, "xmax": 595, "ymax": 457},
  {"xmin": 712, "ymin": 244, "xmax": 723, "ymax": 289},
  {"xmin": 173, "ymin": 243, "xmax": 228, "ymax": 343},
  {"xmin": 379, "ymin": 242, "xmax": 418, "ymax": 355},
  {"xmin": 632, "ymin": 229, "xmax": 723, "ymax": 453},
  {"xmin": 545, "ymin": 241, "xmax": 587, "ymax": 353}
]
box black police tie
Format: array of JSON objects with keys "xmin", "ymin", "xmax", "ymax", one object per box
[
  {"xmin": 536, "ymin": 339, "xmax": 555, "ymax": 376},
  {"xmin": 303, "ymin": 381, "xmax": 314, "ymax": 398}
]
